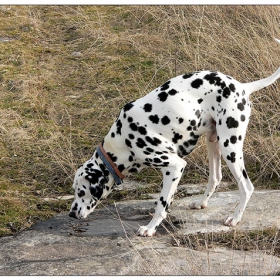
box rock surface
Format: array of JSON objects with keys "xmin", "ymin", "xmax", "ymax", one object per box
[{"xmin": 0, "ymin": 182, "xmax": 279, "ymax": 275}]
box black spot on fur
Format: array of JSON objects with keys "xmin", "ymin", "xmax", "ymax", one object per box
[
  {"xmin": 125, "ymin": 139, "xmax": 132, "ymax": 148},
  {"xmin": 198, "ymin": 98, "xmax": 203, "ymax": 104},
  {"xmin": 204, "ymin": 72, "xmax": 226, "ymax": 89},
  {"xmin": 78, "ymin": 190, "xmax": 85, "ymax": 197},
  {"xmin": 160, "ymin": 196, "xmax": 167, "ymax": 208},
  {"xmin": 178, "ymin": 117, "xmax": 184, "ymax": 124},
  {"xmin": 243, "ymin": 169, "xmax": 248, "ymax": 179},
  {"xmin": 229, "ymin": 83, "xmax": 236, "ymax": 92},
  {"xmin": 190, "ymin": 132, "xmax": 200, "ymax": 139},
  {"xmin": 178, "ymin": 145, "xmax": 189, "ymax": 157},
  {"xmin": 168, "ymin": 89, "xmax": 178, "ymax": 95},
  {"xmin": 237, "ymin": 103, "xmax": 244, "ymax": 111},
  {"xmin": 190, "ymin": 120, "xmax": 196, "ymax": 126},
  {"xmin": 138, "ymin": 126, "xmax": 147, "ymax": 135},
  {"xmin": 195, "ymin": 110, "xmax": 201, "ymax": 118},
  {"xmin": 160, "ymin": 81, "xmax": 171, "ymax": 91},
  {"xmin": 222, "ymin": 87, "xmax": 230, "ymax": 98},
  {"xmin": 149, "ymin": 114, "xmax": 160, "ymax": 124},
  {"xmin": 111, "ymin": 132, "xmax": 115, "ymax": 138},
  {"xmin": 85, "ymin": 169, "xmax": 103, "ymax": 185},
  {"xmin": 153, "ymin": 158, "xmax": 162, "ymax": 163},
  {"xmin": 136, "ymin": 138, "xmax": 147, "ymax": 148},
  {"xmin": 158, "ymin": 91, "xmax": 168, "ymax": 102},
  {"xmin": 226, "ymin": 152, "xmax": 236, "ymax": 163},
  {"xmin": 116, "ymin": 119, "xmax": 122, "ymax": 135},
  {"xmin": 172, "ymin": 132, "xmax": 183, "ymax": 144},
  {"xmin": 230, "ymin": 135, "xmax": 237, "ymax": 144},
  {"xmin": 224, "ymin": 139, "xmax": 229, "ymax": 147},
  {"xmin": 118, "ymin": 164, "xmax": 126, "ymax": 172},
  {"xmin": 143, "ymin": 103, "xmax": 153, "ymax": 112},
  {"xmin": 191, "ymin": 78, "xmax": 203, "ymax": 89},
  {"xmin": 90, "ymin": 185, "xmax": 103, "ymax": 200},
  {"xmin": 99, "ymin": 164, "xmax": 109, "ymax": 177},
  {"xmin": 123, "ymin": 102, "xmax": 134, "ymax": 112},
  {"xmin": 183, "ymin": 141, "xmax": 189, "ymax": 148},
  {"xmin": 145, "ymin": 136, "xmax": 162, "ymax": 146},
  {"xmin": 128, "ymin": 168, "xmax": 138, "ymax": 173},
  {"xmin": 187, "ymin": 138, "xmax": 198, "ymax": 146},
  {"xmin": 240, "ymin": 115, "xmax": 246, "ymax": 122},
  {"xmin": 226, "ymin": 117, "xmax": 239, "ymax": 129},
  {"xmin": 72, "ymin": 203, "xmax": 78, "ymax": 211},
  {"xmin": 182, "ymin": 73, "xmax": 193, "ymax": 79},
  {"xmin": 129, "ymin": 123, "xmax": 138, "ymax": 131},
  {"xmin": 161, "ymin": 115, "xmax": 170, "ymax": 125}
]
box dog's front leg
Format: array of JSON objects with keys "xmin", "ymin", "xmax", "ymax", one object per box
[{"xmin": 137, "ymin": 157, "xmax": 186, "ymax": 237}]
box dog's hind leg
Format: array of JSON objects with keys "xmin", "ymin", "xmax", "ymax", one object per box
[
  {"xmin": 137, "ymin": 156, "xmax": 187, "ymax": 237},
  {"xmin": 217, "ymin": 129, "xmax": 254, "ymax": 226},
  {"xmin": 190, "ymin": 131, "xmax": 222, "ymax": 209}
]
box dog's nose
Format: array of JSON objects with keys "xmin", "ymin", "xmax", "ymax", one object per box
[{"xmin": 69, "ymin": 211, "xmax": 78, "ymax": 219}]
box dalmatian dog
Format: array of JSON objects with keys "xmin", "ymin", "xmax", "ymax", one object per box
[{"xmin": 69, "ymin": 39, "xmax": 280, "ymax": 237}]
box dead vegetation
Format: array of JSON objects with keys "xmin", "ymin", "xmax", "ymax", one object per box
[
  {"xmin": 176, "ymin": 227, "xmax": 280, "ymax": 258},
  {"xmin": 0, "ymin": 5, "xmax": 280, "ymax": 235}
]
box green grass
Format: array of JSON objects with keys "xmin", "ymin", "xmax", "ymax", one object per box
[{"xmin": 0, "ymin": 5, "xmax": 280, "ymax": 236}]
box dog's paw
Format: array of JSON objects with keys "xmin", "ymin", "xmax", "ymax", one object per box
[
  {"xmin": 224, "ymin": 216, "xmax": 239, "ymax": 227},
  {"xmin": 189, "ymin": 201, "xmax": 207, "ymax": 210},
  {"xmin": 137, "ymin": 225, "xmax": 156, "ymax": 237}
]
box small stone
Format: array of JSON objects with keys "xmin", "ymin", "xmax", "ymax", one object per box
[{"xmin": 71, "ymin": 52, "xmax": 82, "ymax": 57}]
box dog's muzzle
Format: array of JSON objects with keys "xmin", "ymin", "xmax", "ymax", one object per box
[{"xmin": 69, "ymin": 211, "xmax": 78, "ymax": 219}]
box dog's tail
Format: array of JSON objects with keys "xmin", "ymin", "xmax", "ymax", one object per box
[{"xmin": 242, "ymin": 38, "xmax": 280, "ymax": 94}]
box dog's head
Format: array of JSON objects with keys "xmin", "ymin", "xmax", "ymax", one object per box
[{"xmin": 69, "ymin": 160, "xmax": 109, "ymax": 219}]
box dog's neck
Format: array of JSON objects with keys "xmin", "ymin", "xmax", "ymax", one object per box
[
  {"xmin": 92, "ymin": 138, "xmax": 130, "ymax": 193},
  {"xmin": 102, "ymin": 135, "xmax": 131, "ymax": 174}
]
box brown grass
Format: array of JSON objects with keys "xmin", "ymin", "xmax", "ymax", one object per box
[{"xmin": 0, "ymin": 5, "xmax": 280, "ymax": 235}]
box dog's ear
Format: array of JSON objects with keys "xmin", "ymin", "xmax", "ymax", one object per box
[
  {"xmin": 84, "ymin": 169, "xmax": 103, "ymax": 184},
  {"xmin": 89, "ymin": 184, "xmax": 103, "ymax": 200}
]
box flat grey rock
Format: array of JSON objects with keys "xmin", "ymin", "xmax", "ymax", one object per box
[
  {"xmin": 173, "ymin": 189, "xmax": 280, "ymax": 234},
  {"xmin": 0, "ymin": 187, "xmax": 279, "ymax": 275}
]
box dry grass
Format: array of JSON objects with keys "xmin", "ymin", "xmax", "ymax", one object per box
[
  {"xmin": 178, "ymin": 227, "xmax": 280, "ymax": 257},
  {"xmin": 0, "ymin": 5, "xmax": 280, "ymax": 235}
]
